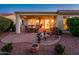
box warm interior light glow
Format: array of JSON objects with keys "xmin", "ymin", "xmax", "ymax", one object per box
[
  {"xmin": 52, "ymin": 19, "xmax": 54, "ymax": 23},
  {"xmin": 46, "ymin": 19, "xmax": 49, "ymax": 22},
  {"xmin": 45, "ymin": 19, "xmax": 49, "ymax": 29},
  {"xmin": 22, "ymin": 16, "xmax": 56, "ymax": 32},
  {"xmin": 23, "ymin": 16, "xmax": 27, "ymax": 18},
  {"xmin": 64, "ymin": 18, "xmax": 68, "ymax": 30},
  {"xmin": 36, "ymin": 20, "xmax": 39, "ymax": 23}
]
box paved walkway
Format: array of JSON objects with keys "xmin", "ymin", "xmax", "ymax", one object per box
[
  {"xmin": 11, "ymin": 33, "xmax": 79, "ymax": 55},
  {"xmin": 0, "ymin": 32, "xmax": 79, "ymax": 55},
  {"xmin": 1, "ymin": 32, "xmax": 60, "ymax": 45},
  {"xmin": 1, "ymin": 32, "xmax": 36, "ymax": 43}
]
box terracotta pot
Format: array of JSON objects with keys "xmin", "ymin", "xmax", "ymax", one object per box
[{"xmin": 31, "ymin": 44, "xmax": 39, "ymax": 53}]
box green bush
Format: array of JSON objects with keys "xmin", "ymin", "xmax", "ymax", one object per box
[
  {"xmin": 55, "ymin": 27, "xmax": 63, "ymax": 35},
  {"xmin": 5, "ymin": 21, "xmax": 13, "ymax": 32},
  {"xmin": 0, "ymin": 16, "xmax": 13, "ymax": 32},
  {"xmin": 67, "ymin": 17, "xmax": 79, "ymax": 37},
  {"xmin": 54, "ymin": 44, "xmax": 65, "ymax": 54},
  {"xmin": 52, "ymin": 27, "xmax": 63, "ymax": 35},
  {"xmin": 1, "ymin": 43, "xmax": 13, "ymax": 53}
]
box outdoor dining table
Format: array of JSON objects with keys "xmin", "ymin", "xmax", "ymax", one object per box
[{"xmin": 40, "ymin": 32, "xmax": 50, "ymax": 40}]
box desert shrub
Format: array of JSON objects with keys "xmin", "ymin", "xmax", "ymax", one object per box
[
  {"xmin": 67, "ymin": 17, "xmax": 79, "ymax": 37},
  {"xmin": 54, "ymin": 44, "xmax": 65, "ymax": 54},
  {"xmin": 1, "ymin": 43, "xmax": 13, "ymax": 53},
  {"xmin": 0, "ymin": 16, "xmax": 13, "ymax": 32}
]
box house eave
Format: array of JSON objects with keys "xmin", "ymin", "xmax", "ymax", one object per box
[{"xmin": 15, "ymin": 12, "xmax": 57, "ymax": 14}]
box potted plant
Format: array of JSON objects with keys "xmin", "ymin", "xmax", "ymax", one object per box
[
  {"xmin": 1, "ymin": 43, "xmax": 13, "ymax": 55},
  {"xmin": 31, "ymin": 44, "xmax": 39, "ymax": 53},
  {"xmin": 54, "ymin": 44, "xmax": 65, "ymax": 55}
]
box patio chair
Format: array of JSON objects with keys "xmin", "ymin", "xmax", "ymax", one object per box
[{"xmin": 37, "ymin": 32, "xmax": 41, "ymax": 43}]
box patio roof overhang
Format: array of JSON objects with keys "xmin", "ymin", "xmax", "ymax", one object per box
[
  {"xmin": 15, "ymin": 10, "xmax": 79, "ymax": 15},
  {"xmin": 15, "ymin": 12, "xmax": 57, "ymax": 16},
  {"xmin": 15, "ymin": 12, "xmax": 57, "ymax": 14}
]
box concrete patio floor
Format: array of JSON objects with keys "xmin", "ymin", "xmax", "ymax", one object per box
[{"xmin": 0, "ymin": 32, "xmax": 79, "ymax": 55}]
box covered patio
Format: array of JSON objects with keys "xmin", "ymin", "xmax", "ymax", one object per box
[
  {"xmin": 20, "ymin": 15, "xmax": 56, "ymax": 32},
  {"xmin": 15, "ymin": 12, "xmax": 64, "ymax": 33}
]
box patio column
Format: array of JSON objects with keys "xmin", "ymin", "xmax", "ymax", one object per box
[
  {"xmin": 16, "ymin": 14, "xmax": 21, "ymax": 34},
  {"xmin": 56, "ymin": 15, "xmax": 64, "ymax": 30}
]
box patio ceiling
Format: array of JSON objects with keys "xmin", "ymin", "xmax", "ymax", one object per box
[{"xmin": 20, "ymin": 15, "xmax": 56, "ymax": 19}]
